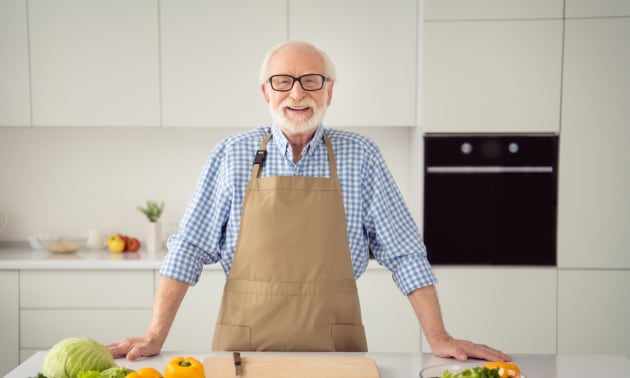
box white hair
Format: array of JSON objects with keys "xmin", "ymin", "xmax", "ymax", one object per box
[{"xmin": 258, "ymin": 40, "xmax": 337, "ymax": 85}]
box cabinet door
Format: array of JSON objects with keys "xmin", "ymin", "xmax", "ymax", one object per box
[
  {"xmin": 566, "ymin": 0, "xmax": 630, "ymax": 17},
  {"xmin": 28, "ymin": 0, "xmax": 160, "ymax": 126},
  {"xmin": 357, "ymin": 267, "xmax": 420, "ymax": 352},
  {"xmin": 424, "ymin": 0, "xmax": 563, "ymax": 20},
  {"xmin": 160, "ymin": 0, "xmax": 286, "ymax": 128},
  {"xmin": 558, "ymin": 18, "xmax": 630, "ymax": 269},
  {"xmin": 289, "ymin": 0, "xmax": 418, "ymax": 127},
  {"xmin": 423, "ymin": 20, "xmax": 562, "ymax": 133},
  {"xmin": 422, "ymin": 268, "xmax": 557, "ymax": 353},
  {"xmin": 558, "ymin": 270, "xmax": 630, "ymax": 356},
  {"xmin": 0, "ymin": 271, "xmax": 19, "ymax": 376},
  {"xmin": 0, "ymin": 0, "xmax": 30, "ymax": 127},
  {"xmin": 19, "ymin": 270, "xmax": 154, "ymax": 354},
  {"xmin": 161, "ymin": 269, "xmax": 225, "ymax": 351},
  {"xmin": 20, "ymin": 270, "xmax": 154, "ymax": 308}
]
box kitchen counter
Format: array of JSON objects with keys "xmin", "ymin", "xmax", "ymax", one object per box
[
  {"xmin": 0, "ymin": 247, "xmax": 171, "ymax": 270},
  {"xmin": 0, "ymin": 247, "xmax": 387, "ymax": 271},
  {"xmin": 6, "ymin": 351, "xmax": 630, "ymax": 378}
]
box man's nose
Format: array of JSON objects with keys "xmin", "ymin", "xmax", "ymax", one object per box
[{"xmin": 289, "ymin": 80, "xmax": 307, "ymax": 99}]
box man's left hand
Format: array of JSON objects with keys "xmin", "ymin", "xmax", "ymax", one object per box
[{"xmin": 430, "ymin": 336, "xmax": 512, "ymax": 362}]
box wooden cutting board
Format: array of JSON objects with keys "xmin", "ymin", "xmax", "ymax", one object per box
[{"xmin": 203, "ymin": 355, "xmax": 380, "ymax": 378}]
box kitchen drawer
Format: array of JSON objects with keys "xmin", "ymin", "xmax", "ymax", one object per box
[
  {"xmin": 0, "ymin": 271, "xmax": 19, "ymax": 376},
  {"xmin": 20, "ymin": 270, "xmax": 154, "ymax": 308},
  {"xmin": 20, "ymin": 308, "xmax": 152, "ymax": 348}
]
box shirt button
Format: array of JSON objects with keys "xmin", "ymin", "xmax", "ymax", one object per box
[{"xmin": 294, "ymin": 169, "xmax": 299, "ymax": 176}]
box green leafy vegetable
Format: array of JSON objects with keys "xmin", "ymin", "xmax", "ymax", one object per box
[
  {"xmin": 75, "ymin": 366, "xmax": 134, "ymax": 378},
  {"xmin": 99, "ymin": 366, "xmax": 135, "ymax": 378},
  {"xmin": 76, "ymin": 371, "xmax": 103, "ymax": 378},
  {"xmin": 442, "ymin": 366, "xmax": 501, "ymax": 378},
  {"xmin": 42, "ymin": 337, "xmax": 115, "ymax": 378}
]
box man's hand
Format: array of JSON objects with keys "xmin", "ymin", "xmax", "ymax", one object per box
[
  {"xmin": 107, "ymin": 336, "xmax": 161, "ymax": 361},
  {"xmin": 430, "ymin": 334, "xmax": 512, "ymax": 362}
]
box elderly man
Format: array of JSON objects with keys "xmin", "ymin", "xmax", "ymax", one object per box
[{"xmin": 109, "ymin": 40, "xmax": 510, "ymax": 362}]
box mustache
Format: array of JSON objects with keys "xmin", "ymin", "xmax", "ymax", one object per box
[{"xmin": 280, "ymin": 98, "xmax": 316, "ymax": 109}]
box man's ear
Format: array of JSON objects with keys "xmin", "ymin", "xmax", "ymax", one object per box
[
  {"xmin": 261, "ymin": 84, "xmax": 271, "ymax": 103},
  {"xmin": 326, "ymin": 81, "xmax": 334, "ymax": 106}
]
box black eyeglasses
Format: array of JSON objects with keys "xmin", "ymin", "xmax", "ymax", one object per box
[{"xmin": 268, "ymin": 74, "xmax": 328, "ymax": 92}]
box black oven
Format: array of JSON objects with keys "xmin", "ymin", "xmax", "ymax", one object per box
[{"xmin": 423, "ymin": 134, "xmax": 558, "ymax": 266}]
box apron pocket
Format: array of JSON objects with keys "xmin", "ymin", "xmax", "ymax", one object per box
[
  {"xmin": 212, "ymin": 324, "xmax": 253, "ymax": 351},
  {"xmin": 331, "ymin": 324, "xmax": 368, "ymax": 352}
]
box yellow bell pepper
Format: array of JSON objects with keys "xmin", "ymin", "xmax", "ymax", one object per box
[
  {"xmin": 164, "ymin": 356, "xmax": 205, "ymax": 378},
  {"xmin": 125, "ymin": 367, "xmax": 163, "ymax": 378}
]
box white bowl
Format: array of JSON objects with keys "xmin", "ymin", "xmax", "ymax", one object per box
[{"xmin": 28, "ymin": 233, "xmax": 59, "ymax": 250}]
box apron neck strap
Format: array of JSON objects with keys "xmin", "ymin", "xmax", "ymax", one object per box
[{"xmin": 251, "ymin": 132, "xmax": 339, "ymax": 181}]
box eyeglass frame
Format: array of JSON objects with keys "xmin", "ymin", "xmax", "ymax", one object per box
[{"xmin": 267, "ymin": 74, "xmax": 329, "ymax": 92}]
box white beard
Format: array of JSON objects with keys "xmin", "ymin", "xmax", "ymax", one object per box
[{"xmin": 269, "ymin": 95, "xmax": 328, "ymax": 134}]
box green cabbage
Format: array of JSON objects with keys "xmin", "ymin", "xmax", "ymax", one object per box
[{"xmin": 42, "ymin": 337, "xmax": 115, "ymax": 378}]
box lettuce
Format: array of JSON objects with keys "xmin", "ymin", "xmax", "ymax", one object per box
[
  {"xmin": 76, "ymin": 367, "xmax": 134, "ymax": 378},
  {"xmin": 42, "ymin": 337, "xmax": 116, "ymax": 378}
]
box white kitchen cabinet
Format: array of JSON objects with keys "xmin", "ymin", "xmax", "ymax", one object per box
[
  {"xmin": 0, "ymin": 271, "xmax": 19, "ymax": 376},
  {"xmin": 422, "ymin": 268, "xmax": 557, "ymax": 354},
  {"xmin": 19, "ymin": 270, "xmax": 154, "ymax": 362},
  {"xmin": 28, "ymin": 0, "xmax": 160, "ymax": 126},
  {"xmin": 0, "ymin": 0, "xmax": 30, "ymax": 127},
  {"xmin": 558, "ymin": 270, "xmax": 630, "ymax": 356},
  {"xmin": 422, "ymin": 19, "xmax": 562, "ymax": 133},
  {"xmin": 357, "ymin": 267, "xmax": 421, "ymax": 353},
  {"xmin": 289, "ymin": 0, "xmax": 418, "ymax": 128},
  {"xmin": 566, "ymin": 0, "xmax": 630, "ymax": 18},
  {"xmin": 160, "ymin": 0, "xmax": 285, "ymax": 128},
  {"xmin": 160, "ymin": 269, "xmax": 226, "ymax": 351},
  {"xmin": 424, "ymin": 0, "xmax": 563, "ymax": 20},
  {"xmin": 558, "ymin": 18, "xmax": 630, "ymax": 269}
]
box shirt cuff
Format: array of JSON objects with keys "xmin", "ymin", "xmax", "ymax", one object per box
[{"xmin": 390, "ymin": 254, "xmax": 438, "ymax": 295}]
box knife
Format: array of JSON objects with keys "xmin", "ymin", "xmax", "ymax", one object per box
[{"xmin": 233, "ymin": 351, "xmax": 242, "ymax": 376}]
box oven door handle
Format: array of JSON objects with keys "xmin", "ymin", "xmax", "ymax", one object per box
[{"xmin": 426, "ymin": 166, "xmax": 554, "ymax": 173}]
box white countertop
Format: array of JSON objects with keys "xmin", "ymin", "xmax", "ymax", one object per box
[
  {"xmin": 6, "ymin": 351, "xmax": 630, "ymax": 378},
  {"xmin": 0, "ymin": 247, "xmax": 388, "ymax": 271},
  {"xmin": 0, "ymin": 247, "xmax": 170, "ymax": 270}
]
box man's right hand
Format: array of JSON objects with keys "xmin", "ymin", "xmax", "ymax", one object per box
[{"xmin": 107, "ymin": 336, "xmax": 162, "ymax": 361}]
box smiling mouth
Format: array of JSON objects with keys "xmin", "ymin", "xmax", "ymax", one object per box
[{"xmin": 286, "ymin": 106, "xmax": 311, "ymax": 112}]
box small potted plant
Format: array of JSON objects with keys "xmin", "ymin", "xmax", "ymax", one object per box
[{"xmin": 138, "ymin": 200, "xmax": 164, "ymax": 253}]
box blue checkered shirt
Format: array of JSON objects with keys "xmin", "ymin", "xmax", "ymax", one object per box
[{"xmin": 161, "ymin": 124, "xmax": 437, "ymax": 295}]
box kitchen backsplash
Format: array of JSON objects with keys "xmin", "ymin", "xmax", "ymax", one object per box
[{"xmin": 0, "ymin": 126, "xmax": 413, "ymax": 243}]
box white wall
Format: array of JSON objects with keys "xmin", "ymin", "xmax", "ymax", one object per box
[
  {"xmin": 0, "ymin": 126, "xmax": 413, "ymax": 242},
  {"xmin": 0, "ymin": 0, "xmax": 420, "ymax": 243}
]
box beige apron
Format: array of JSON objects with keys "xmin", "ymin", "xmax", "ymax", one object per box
[{"xmin": 212, "ymin": 133, "xmax": 368, "ymax": 352}]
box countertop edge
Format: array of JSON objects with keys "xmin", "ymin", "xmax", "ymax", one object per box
[{"xmin": 0, "ymin": 248, "xmax": 388, "ymax": 271}]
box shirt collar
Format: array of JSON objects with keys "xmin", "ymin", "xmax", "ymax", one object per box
[{"xmin": 270, "ymin": 123, "xmax": 326, "ymax": 160}]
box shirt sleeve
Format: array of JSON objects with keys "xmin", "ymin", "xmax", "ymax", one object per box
[
  {"xmin": 361, "ymin": 144, "xmax": 438, "ymax": 295},
  {"xmin": 160, "ymin": 139, "xmax": 233, "ymax": 285}
]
